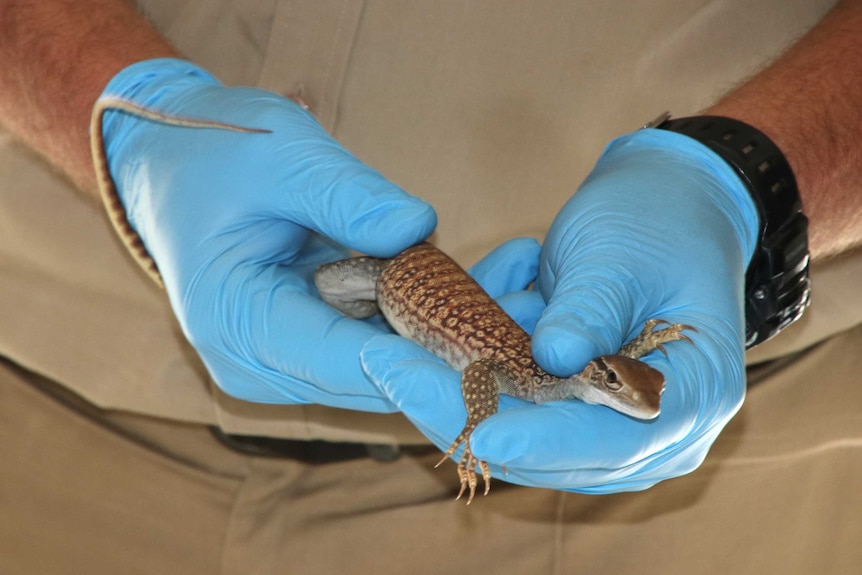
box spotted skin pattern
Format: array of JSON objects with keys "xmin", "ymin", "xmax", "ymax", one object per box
[
  {"xmin": 315, "ymin": 243, "xmax": 695, "ymax": 503},
  {"xmin": 377, "ymin": 244, "xmax": 556, "ymax": 394}
]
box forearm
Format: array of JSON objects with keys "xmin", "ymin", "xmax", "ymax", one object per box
[
  {"xmin": 0, "ymin": 0, "xmax": 176, "ymax": 195},
  {"xmin": 706, "ymin": 0, "xmax": 862, "ymax": 261}
]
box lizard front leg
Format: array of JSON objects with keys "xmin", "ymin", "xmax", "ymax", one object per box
[{"xmin": 618, "ymin": 319, "xmax": 696, "ymax": 359}]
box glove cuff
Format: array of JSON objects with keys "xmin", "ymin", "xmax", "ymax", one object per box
[{"xmin": 101, "ymin": 58, "xmax": 221, "ymax": 102}]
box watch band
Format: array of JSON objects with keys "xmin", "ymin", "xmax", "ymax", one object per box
[{"xmin": 648, "ymin": 114, "xmax": 811, "ymax": 348}]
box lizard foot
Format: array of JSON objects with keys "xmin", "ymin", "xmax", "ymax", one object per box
[
  {"xmin": 435, "ymin": 428, "xmax": 491, "ymax": 505},
  {"xmin": 434, "ymin": 358, "xmax": 504, "ymax": 504},
  {"xmin": 619, "ymin": 319, "xmax": 697, "ymax": 360}
]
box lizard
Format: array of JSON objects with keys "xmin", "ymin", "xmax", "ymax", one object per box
[
  {"xmin": 315, "ymin": 242, "xmax": 695, "ymax": 503},
  {"xmin": 89, "ymin": 98, "xmax": 694, "ymax": 503}
]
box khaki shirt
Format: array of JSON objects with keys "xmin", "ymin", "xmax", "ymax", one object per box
[{"xmin": 0, "ymin": 0, "xmax": 857, "ymax": 443}]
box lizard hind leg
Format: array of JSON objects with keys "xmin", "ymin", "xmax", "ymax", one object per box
[
  {"xmin": 313, "ymin": 256, "xmax": 390, "ymax": 318},
  {"xmin": 435, "ymin": 358, "xmax": 509, "ymax": 504}
]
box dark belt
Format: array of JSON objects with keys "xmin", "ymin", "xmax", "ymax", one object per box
[{"xmin": 210, "ymin": 426, "xmax": 437, "ymax": 464}]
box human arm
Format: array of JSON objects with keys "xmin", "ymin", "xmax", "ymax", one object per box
[
  {"xmin": 705, "ymin": 0, "xmax": 862, "ymax": 261},
  {"xmin": 0, "ymin": 0, "xmax": 177, "ymax": 194}
]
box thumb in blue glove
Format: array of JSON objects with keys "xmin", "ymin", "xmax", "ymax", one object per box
[{"xmin": 97, "ymin": 58, "xmax": 436, "ymax": 411}]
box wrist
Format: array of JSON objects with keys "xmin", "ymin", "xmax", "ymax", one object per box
[
  {"xmin": 101, "ymin": 58, "xmax": 220, "ymax": 101},
  {"xmin": 646, "ymin": 115, "xmax": 810, "ymax": 347},
  {"xmin": 0, "ymin": 0, "xmax": 177, "ymax": 194}
]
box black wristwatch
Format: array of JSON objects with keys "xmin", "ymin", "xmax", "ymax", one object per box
[{"xmin": 644, "ymin": 113, "xmax": 811, "ymax": 349}]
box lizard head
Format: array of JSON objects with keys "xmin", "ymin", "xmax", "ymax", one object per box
[{"xmin": 579, "ymin": 355, "xmax": 665, "ymax": 420}]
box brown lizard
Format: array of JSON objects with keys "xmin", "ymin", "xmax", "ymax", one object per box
[{"xmin": 315, "ymin": 242, "xmax": 694, "ymax": 503}]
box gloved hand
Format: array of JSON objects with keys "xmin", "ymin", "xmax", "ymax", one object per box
[
  {"xmin": 362, "ymin": 128, "xmax": 759, "ymax": 492},
  {"xmin": 97, "ymin": 58, "xmax": 442, "ymax": 411}
]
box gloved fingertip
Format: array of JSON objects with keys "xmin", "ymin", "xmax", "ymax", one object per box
[
  {"xmin": 530, "ymin": 315, "xmax": 606, "ymax": 376},
  {"xmin": 350, "ymin": 196, "xmax": 438, "ymax": 258},
  {"xmin": 360, "ymin": 334, "xmax": 412, "ymax": 381},
  {"xmin": 472, "ymin": 237, "xmax": 541, "ymax": 269},
  {"xmin": 495, "ymin": 291, "xmax": 545, "ymax": 335},
  {"xmin": 469, "ymin": 417, "xmax": 532, "ymax": 465},
  {"xmin": 359, "ymin": 334, "xmax": 442, "ymax": 390},
  {"xmin": 468, "ymin": 237, "xmax": 541, "ymax": 297}
]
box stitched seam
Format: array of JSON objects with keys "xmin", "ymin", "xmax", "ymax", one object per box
[
  {"xmin": 322, "ymin": 0, "xmax": 366, "ymax": 133},
  {"xmin": 552, "ymin": 491, "xmax": 567, "ymax": 575},
  {"xmin": 216, "ymin": 459, "xmax": 255, "ymax": 575},
  {"xmin": 320, "ymin": 0, "xmax": 347, "ymax": 121}
]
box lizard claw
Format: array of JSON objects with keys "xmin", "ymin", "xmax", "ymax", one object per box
[
  {"xmin": 454, "ymin": 447, "xmax": 491, "ymax": 505},
  {"xmin": 438, "ymin": 427, "xmax": 491, "ymax": 505},
  {"xmin": 677, "ymin": 332, "xmax": 696, "ymax": 346}
]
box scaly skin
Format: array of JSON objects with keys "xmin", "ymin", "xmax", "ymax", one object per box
[{"xmin": 316, "ymin": 243, "xmax": 695, "ymax": 503}]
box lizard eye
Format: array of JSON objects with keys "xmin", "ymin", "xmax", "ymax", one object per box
[{"xmin": 603, "ymin": 369, "xmax": 624, "ymax": 392}]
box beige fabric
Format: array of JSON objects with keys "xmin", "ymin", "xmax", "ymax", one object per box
[
  {"xmin": 0, "ymin": 0, "xmax": 855, "ymax": 441},
  {"xmin": 3, "ymin": 322, "xmax": 862, "ymax": 574}
]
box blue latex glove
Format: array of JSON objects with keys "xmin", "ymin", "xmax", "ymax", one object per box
[
  {"xmin": 362, "ymin": 128, "xmax": 758, "ymax": 492},
  {"xmin": 98, "ymin": 58, "xmax": 442, "ymax": 411}
]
